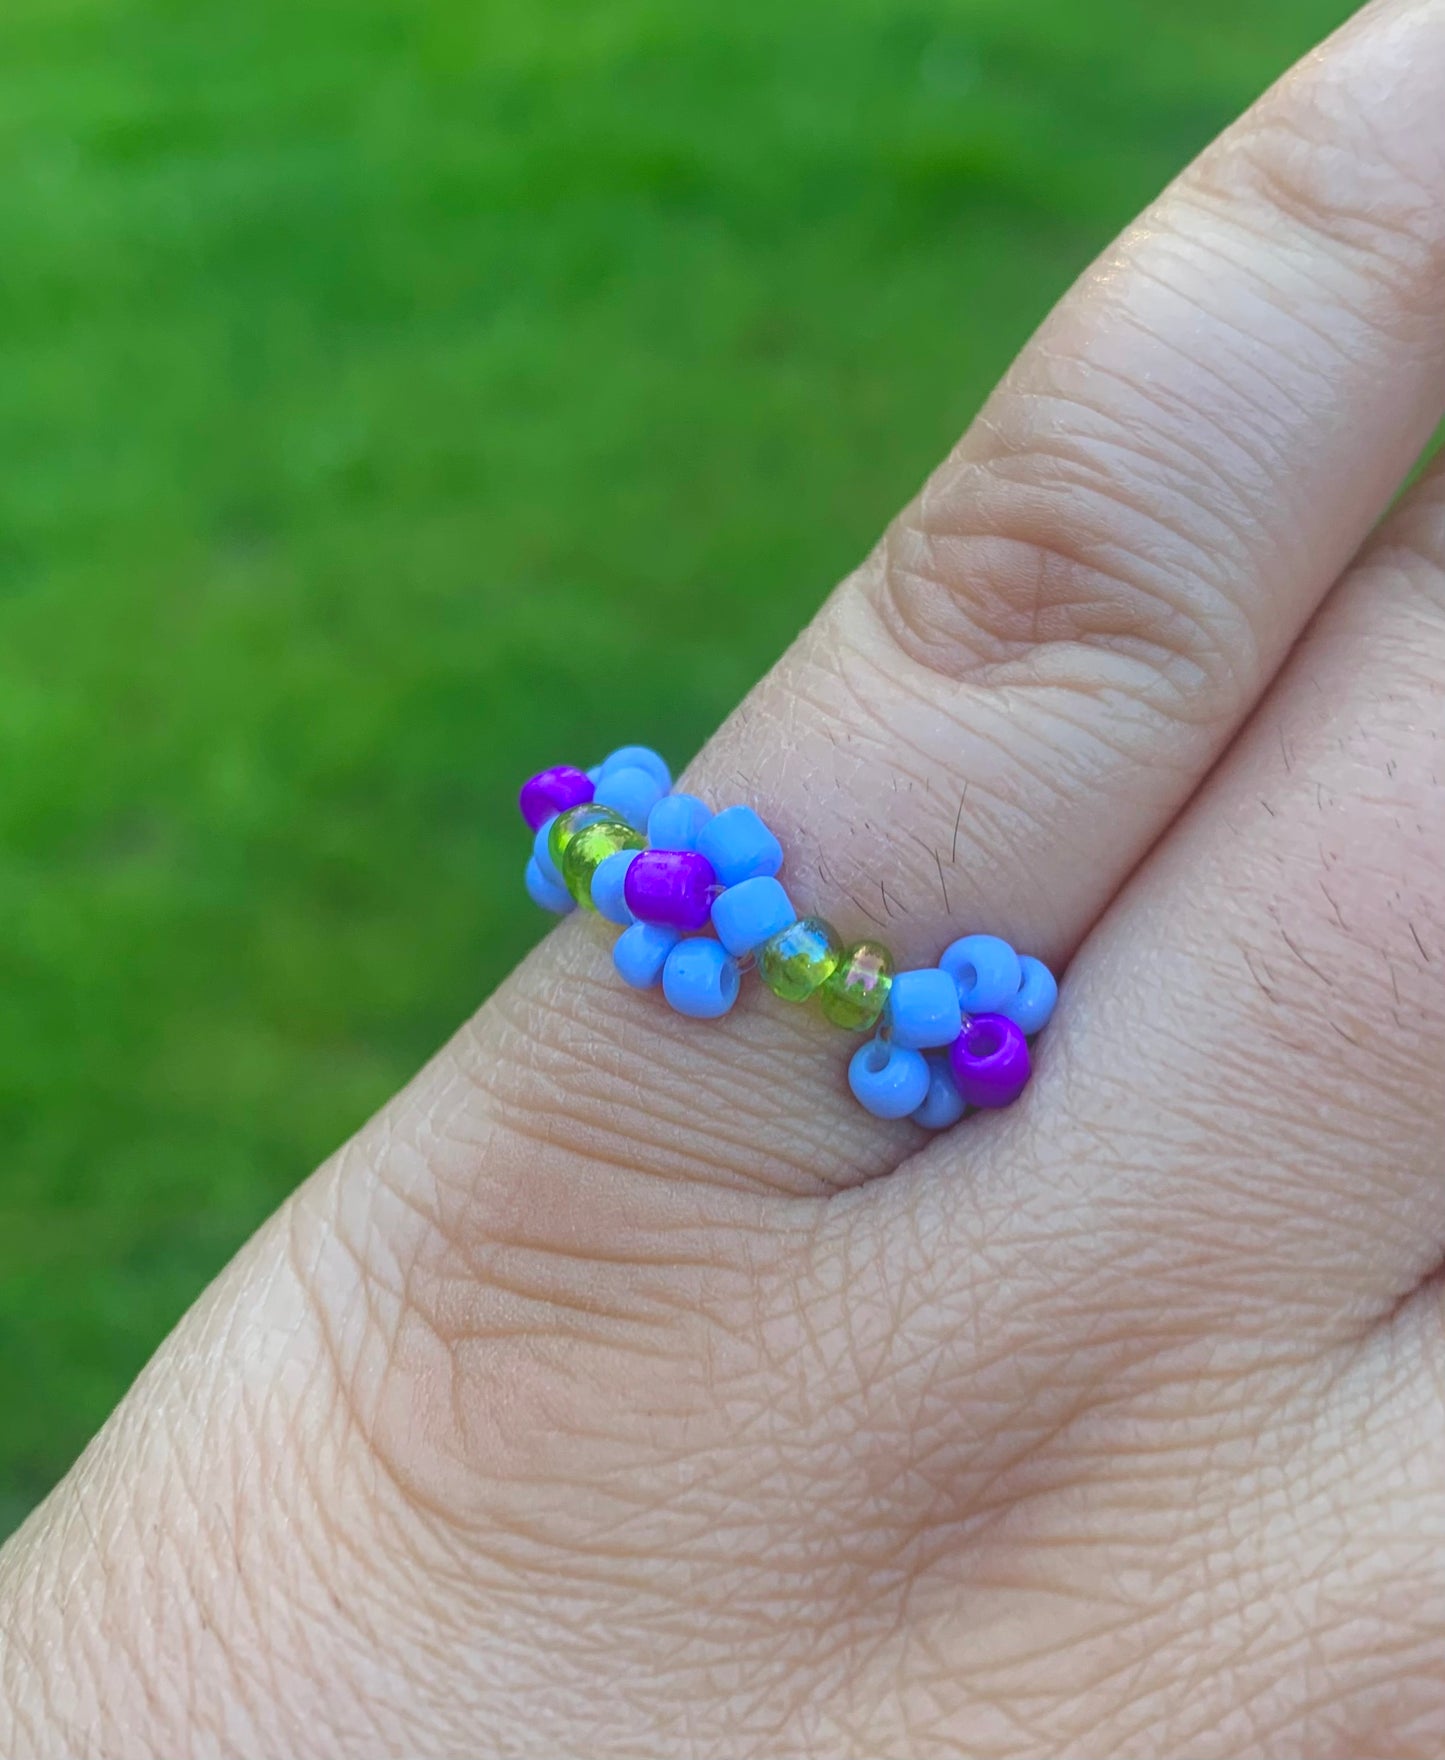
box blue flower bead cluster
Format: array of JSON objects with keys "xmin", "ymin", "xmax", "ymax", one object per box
[{"xmin": 519, "ymin": 746, "xmax": 1057, "ymax": 1129}]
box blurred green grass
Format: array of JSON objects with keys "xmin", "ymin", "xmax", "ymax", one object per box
[{"xmin": 0, "ymin": 0, "xmax": 1350, "ymax": 1534}]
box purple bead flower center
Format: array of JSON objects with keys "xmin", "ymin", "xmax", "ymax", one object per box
[
  {"xmin": 948, "ymin": 1012, "xmax": 1031, "ymax": 1109},
  {"xmin": 518, "ymin": 764, "xmax": 595, "ymax": 831},
  {"xmin": 624, "ymin": 850, "xmax": 718, "ymax": 933}
]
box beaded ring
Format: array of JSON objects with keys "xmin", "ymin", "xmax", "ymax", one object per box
[{"xmin": 520, "ymin": 745, "xmax": 1058, "ymax": 1127}]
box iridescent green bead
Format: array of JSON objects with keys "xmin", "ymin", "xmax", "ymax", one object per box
[
  {"xmin": 547, "ymin": 801, "xmax": 621, "ymax": 870},
  {"xmin": 817, "ymin": 939, "xmax": 894, "ymax": 1032},
  {"xmin": 554, "ymin": 807, "xmax": 645, "ymax": 909},
  {"xmin": 758, "ymin": 915, "xmax": 842, "ymax": 1002}
]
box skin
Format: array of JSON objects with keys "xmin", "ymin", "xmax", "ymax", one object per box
[{"xmin": 5, "ymin": 0, "xmax": 1445, "ymax": 1752}]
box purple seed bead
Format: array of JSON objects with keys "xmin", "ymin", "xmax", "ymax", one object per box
[
  {"xmin": 623, "ymin": 849, "xmax": 718, "ymax": 932},
  {"xmin": 518, "ymin": 765, "xmax": 594, "ymax": 831},
  {"xmin": 947, "ymin": 1012, "xmax": 1031, "ymax": 1110}
]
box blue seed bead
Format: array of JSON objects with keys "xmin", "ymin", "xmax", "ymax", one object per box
[
  {"xmin": 526, "ymin": 856, "xmax": 575, "ymax": 915},
  {"xmin": 886, "ymin": 967, "xmax": 964, "ymax": 1050},
  {"xmin": 598, "ymin": 745, "xmax": 672, "ymax": 793},
  {"xmin": 593, "ymin": 765, "xmax": 667, "ymax": 831},
  {"xmin": 999, "ymin": 954, "xmax": 1058, "ymax": 1037},
  {"xmin": 532, "ymin": 816, "xmax": 566, "ymax": 890},
  {"xmin": 940, "ymin": 934, "xmax": 1023, "ymax": 1015},
  {"xmin": 590, "ymin": 848, "xmax": 640, "ymax": 924},
  {"xmin": 711, "ymin": 875, "xmax": 796, "ymax": 957},
  {"xmin": 662, "ymin": 937, "xmax": 741, "ymax": 1019},
  {"xmin": 613, "ymin": 921, "xmax": 680, "ymax": 989},
  {"xmin": 848, "ymin": 1039, "xmax": 931, "ymax": 1120},
  {"xmin": 647, "ymin": 792, "xmax": 713, "ymax": 852},
  {"xmin": 695, "ymin": 805, "xmax": 784, "ymax": 886},
  {"xmin": 912, "ymin": 1057, "xmax": 967, "ymax": 1131}
]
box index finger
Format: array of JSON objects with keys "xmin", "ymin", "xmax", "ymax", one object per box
[{"xmin": 439, "ymin": 0, "xmax": 1445, "ymax": 1197}]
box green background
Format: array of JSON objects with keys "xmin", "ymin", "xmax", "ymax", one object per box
[{"xmin": 0, "ymin": 0, "xmax": 1353, "ymax": 1535}]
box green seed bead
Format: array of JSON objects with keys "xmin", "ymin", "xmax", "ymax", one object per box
[
  {"xmin": 758, "ymin": 916, "xmax": 842, "ymax": 1002},
  {"xmin": 818, "ymin": 939, "xmax": 895, "ymax": 1031},
  {"xmin": 547, "ymin": 801, "xmax": 622, "ymax": 871},
  {"xmin": 555, "ymin": 808, "xmax": 644, "ymax": 908}
]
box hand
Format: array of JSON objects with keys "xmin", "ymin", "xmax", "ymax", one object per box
[{"xmin": 7, "ymin": 2, "xmax": 1445, "ymax": 1753}]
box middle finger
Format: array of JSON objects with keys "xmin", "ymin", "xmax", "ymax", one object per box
[{"xmin": 903, "ymin": 445, "xmax": 1445, "ymax": 1367}]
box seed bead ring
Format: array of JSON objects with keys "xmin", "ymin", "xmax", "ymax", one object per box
[{"xmin": 520, "ymin": 745, "xmax": 1058, "ymax": 1127}]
